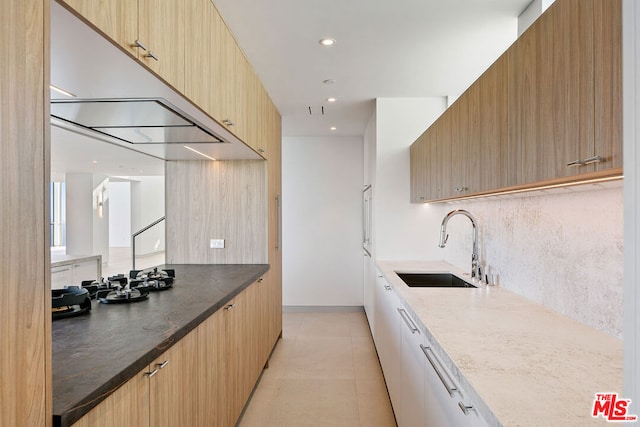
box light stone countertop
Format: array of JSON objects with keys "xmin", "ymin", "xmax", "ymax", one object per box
[{"xmin": 377, "ymin": 260, "xmax": 623, "ymax": 427}]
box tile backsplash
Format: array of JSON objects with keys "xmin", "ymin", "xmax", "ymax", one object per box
[{"xmin": 438, "ymin": 181, "xmax": 623, "ymax": 338}]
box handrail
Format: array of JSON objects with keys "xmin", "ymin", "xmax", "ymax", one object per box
[{"xmin": 132, "ymin": 216, "xmax": 165, "ymax": 270}]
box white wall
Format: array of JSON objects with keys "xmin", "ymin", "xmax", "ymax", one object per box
[
  {"xmin": 518, "ymin": 0, "xmax": 556, "ymax": 36},
  {"xmin": 108, "ymin": 181, "xmax": 131, "ymax": 247},
  {"xmin": 282, "ymin": 136, "xmax": 363, "ymax": 306},
  {"xmin": 439, "ymin": 184, "xmax": 623, "ymax": 337},
  {"xmin": 623, "ymin": 0, "xmax": 639, "ymax": 409},
  {"xmin": 373, "ymin": 98, "xmax": 448, "ymax": 260}
]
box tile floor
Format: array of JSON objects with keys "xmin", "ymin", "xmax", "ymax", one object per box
[{"xmin": 239, "ymin": 311, "xmax": 397, "ymax": 427}]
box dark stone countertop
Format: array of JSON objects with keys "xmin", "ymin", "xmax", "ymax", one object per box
[{"xmin": 52, "ymin": 264, "xmax": 269, "ymax": 427}]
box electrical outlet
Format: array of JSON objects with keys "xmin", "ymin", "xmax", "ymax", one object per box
[{"xmin": 209, "ymin": 239, "xmax": 225, "ymax": 249}]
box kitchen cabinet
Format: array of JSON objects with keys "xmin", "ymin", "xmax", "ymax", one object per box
[
  {"xmin": 60, "ymin": 0, "xmax": 185, "ymax": 92},
  {"xmin": 70, "ymin": 339, "xmax": 188, "ymax": 427},
  {"xmin": 71, "ymin": 276, "xmax": 277, "ymax": 427},
  {"xmin": 594, "ymin": 0, "xmax": 622, "ymax": 172},
  {"xmin": 374, "ymin": 273, "xmax": 488, "ymax": 427},
  {"xmin": 266, "ymin": 97, "xmax": 283, "ymax": 340},
  {"xmin": 0, "ymin": 0, "xmax": 49, "ymax": 424},
  {"xmin": 51, "ymin": 255, "xmax": 102, "ymax": 289},
  {"xmin": 398, "ymin": 305, "xmax": 427, "ymax": 427},
  {"xmin": 70, "ymin": 366, "xmax": 149, "ymax": 427},
  {"xmin": 363, "ymin": 255, "xmax": 376, "ymax": 335},
  {"xmin": 148, "ymin": 340, "xmax": 189, "ymax": 427},
  {"xmin": 218, "ymin": 278, "xmax": 269, "ymax": 426},
  {"xmin": 508, "ymin": 0, "xmax": 595, "ymax": 184},
  {"xmin": 409, "ymin": 0, "xmax": 622, "ymax": 203},
  {"xmin": 421, "ymin": 343, "xmax": 487, "ymax": 426},
  {"xmin": 373, "ymin": 273, "xmax": 402, "ymax": 418}
]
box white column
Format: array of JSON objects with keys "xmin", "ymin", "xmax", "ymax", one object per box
[{"xmin": 65, "ymin": 173, "xmax": 93, "ymax": 255}]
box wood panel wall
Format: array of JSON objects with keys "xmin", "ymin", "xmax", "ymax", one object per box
[
  {"xmin": 165, "ymin": 160, "xmax": 268, "ymax": 264},
  {"xmin": 0, "ymin": 0, "xmax": 51, "ymax": 425}
]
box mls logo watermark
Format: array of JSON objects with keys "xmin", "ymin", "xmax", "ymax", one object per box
[{"xmin": 592, "ymin": 393, "xmax": 638, "ymax": 422}]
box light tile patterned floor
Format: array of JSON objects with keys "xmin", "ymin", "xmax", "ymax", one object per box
[{"xmin": 239, "ymin": 311, "xmax": 397, "ymax": 427}]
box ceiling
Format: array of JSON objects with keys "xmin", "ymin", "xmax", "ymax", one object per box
[{"xmin": 212, "ymin": 0, "xmax": 534, "ymax": 137}]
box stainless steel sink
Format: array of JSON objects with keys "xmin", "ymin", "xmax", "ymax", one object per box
[{"xmin": 396, "ymin": 273, "xmax": 477, "ymax": 288}]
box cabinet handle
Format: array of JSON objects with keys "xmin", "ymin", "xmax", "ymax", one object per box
[
  {"xmin": 458, "ymin": 401, "xmax": 475, "ymax": 416},
  {"xmin": 583, "ymin": 155, "xmax": 606, "ymax": 165},
  {"xmin": 384, "ymin": 285, "xmax": 392, "ymax": 291},
  {"xmin": 397, "ymin": 308, "xmax": 419, "ymax": 334},
  {"xmin": 144, "ymin": 51, "xmax": 159, "ymax": 61},
  {"xmin": 156, "ymin": 360, "xmax": 169, "ymax": 369},
  {"xmin": 225, "ymin": 303, "xmax": 236, "ymax": 311},
  {"xmin": 132, "ymin": 39, "xmax": 148, "ymax": 51},
  {"xmin": 455, "ymin": 187, "xmax": 469, "ymax": 193},
  {"xmin": 145, "ymin": 368, "xmax": 159, "ymax": 378},
  {"xmin": 275, "ymin": 194, "xmax": 281, "ymax": 251},
  {"xmin": 258, "ymin": 148, "xmax": 265, "ymax": 153},
  {"xmin": 420, "ymin": 344, "xmax": 459, "ymax": 397},
  {"xmin": 223, "ymin": 119, "xmax": 235, "ymax": 127},
  {"xmin": 566, "ymin": 159, "xmax": 585, "ymax": 167},
  {"xmin": 257, "ymin": 278, "xmax": 264, "ymax": 283}
]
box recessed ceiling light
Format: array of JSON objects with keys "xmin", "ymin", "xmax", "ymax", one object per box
[
  {"xmin": 92, "ymin": 160, "xmax": 98, "ymax": 164},
  {"xmin": 330, "ymin": 127, "xmax": 337, "ymax": 131},
  {"xmin": 327, "ymin": 97, "xmax": 337, "ymax": 102},
  {"xmin": 319, "ymin": 38, "xmax": 336, "ymax": 46},
  {"xmin": 323, "ymin": 79, "xmax": 336, "ymax": 84}
]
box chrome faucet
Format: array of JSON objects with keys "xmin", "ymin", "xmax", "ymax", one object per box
[{"xmin": 438, "ymin": 209, "xmax": 480, "ymax": 280}]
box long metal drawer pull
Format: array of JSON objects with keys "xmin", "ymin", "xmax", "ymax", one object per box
[
  {"xmin": 132, "ymin": 39, "xmax": 148, "ymax": 51},
  {"xmin": 397, "ymin": 308, "xmax": 419, "ymax": 334},
  {"xmin": 458, "ymin": 401, "xmax": 475, "ymax": 416},
  {"xmin": 156, "ymin": 360, "xmax": 169, "ymax": 369},
  {"xmin": 420, "ymin": 344, "xmax": 458, "ymax": 397},
  {"xmin": 145, "ymin": 368, "xmax": 159, "ymax": 378},
  {"xmin": 583, "ymin": 155, "xmax": 606, "ymax": 165},
  {"xmin": 276, "ymin": 195, "xmax": 281, "ymax": 251},
  {"xmin": 145, "ymin": 51, "xmax": 159, "ymax": 61}
]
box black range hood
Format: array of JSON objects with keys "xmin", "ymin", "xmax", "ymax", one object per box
[{"xmin": 50, "ymin": 98, "xmax": 224, "ymax": 145}]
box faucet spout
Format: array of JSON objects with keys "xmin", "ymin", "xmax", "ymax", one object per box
[{"xmin": 438, "ymin": 209, "xmax": 479, "ymax": 278}]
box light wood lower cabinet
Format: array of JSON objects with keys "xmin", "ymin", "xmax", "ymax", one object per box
[
  {"xmin": 72, "ymin": 276, "xmax": 279, "ymax": 427},
  {"xmin": 71, "ymin": 367, "xmax": 149, "ymax": 427}
]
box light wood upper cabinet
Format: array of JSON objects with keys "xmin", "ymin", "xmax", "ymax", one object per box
[
  {"xmin": 61, "ymin": 0, "xmax": 185, "ymax": 92},
  {"xmin": 594, "ymin": 0, "xmax": 622, "ymax": 171},
  {"xmin": 410, "ymin": 0, "xmax": 622, "ymax": 203},
  {"xmin": 479, "ymin": 56, "xmax": 510, "ymax": 190},
  {"xmin": 508, "ymin": 0, "xmax": 595, "ymax": 184},
  {"xmin": 138, "ymin": 0, "xmax": 185, "ymax": 92},
  {"xmin": 60, "ymin": 0, "xmax": 138, "ymax": 58},
  {"xmin": 184, "ymin": 0, "xmax": 215, "ymax": 114}
]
